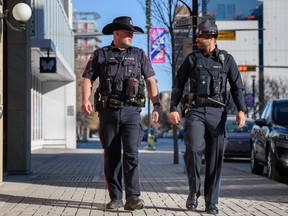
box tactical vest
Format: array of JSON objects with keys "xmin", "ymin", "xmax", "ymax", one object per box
[
  {"xmin": 95, "ymin": 46, "xmax": 145, "ymax": 105},
  {"xmin": 189, "ymin": 50, "xmax": 228, "ymax": 101}
]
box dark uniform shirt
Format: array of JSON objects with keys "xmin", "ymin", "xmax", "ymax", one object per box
[
  {"xmin": 170, "ymin": 47, "xmax": 246, "ymax": 113},
  {"xmin": 82, "ymin": 42, "xmax": 155, "ymax": 81}
]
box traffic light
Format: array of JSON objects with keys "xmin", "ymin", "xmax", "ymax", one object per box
[{"xmin": 238, "ymin": 65, "xmax": 257, "ymax": 72}]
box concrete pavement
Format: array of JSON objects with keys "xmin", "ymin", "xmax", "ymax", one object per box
[{"xmin": 0, "ymin": 140, "xmax": 287, "ymax": 216}]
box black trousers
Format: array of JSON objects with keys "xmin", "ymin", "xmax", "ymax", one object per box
[
  {"xmin": 183, "ymin": 106, "xmax": 227, "ymax": 205},
  {"xmin": 98, "ymin": 106, "xmax": 143, "ymax": 200}
]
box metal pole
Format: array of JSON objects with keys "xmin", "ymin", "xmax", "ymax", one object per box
[
  {"xmin": 192, "ymin": 0, "xmax": 198, "ymax": 51},
  {"xmin": 258, "ymin": 5, "xmax": 264, "ymax": 113},
  {"xmin": 251, "ymin": 75, "xmax": 256, "ymax": 119},
  {"xmin": 146, "ymin": 0, "xmax": 152, "ymax": 148},
  {"xmin": 83, "ymin": 112, "xmax": 87, "ymax": 141}
]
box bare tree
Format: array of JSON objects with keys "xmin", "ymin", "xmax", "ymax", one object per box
[
  {"xmin": 241, "ymin": 76, "xmax": 288, "ymax": 118},
  {"xmin": 264, "ymin": 76, "xmax": 288, "ymax": 101},
  {"xmin": 137, "ymin": 0, "xmax": 199, "ymax": 164},
  {"xmin": 75, "ymin": 54, "xmax": 99, "ymax": 141}
]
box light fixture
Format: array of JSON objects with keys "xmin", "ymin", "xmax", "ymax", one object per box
[{"xmin": 0, "ymin": 1, "xmax": 32, "ymax": 32}]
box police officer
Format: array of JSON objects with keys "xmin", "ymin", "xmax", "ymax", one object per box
[
  {"xmin": 169, "ymin": 20, "xmax": 246, "ymax": 214},
  {"xmin": 81, "ymin": 16, "xmax": 160, "ymax": 211}
]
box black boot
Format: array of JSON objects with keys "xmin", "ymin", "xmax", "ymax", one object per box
[
  {"xmin": 205, "ymin": 204, "xmax": 219, "ymax": 214},
  {"xmin": 186, "ymin": 193, "xmax": 198, "ymax": 210}
]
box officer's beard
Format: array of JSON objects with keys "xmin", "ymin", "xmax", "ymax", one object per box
[{"xmin": 197, "ymin": 39, "xmax": 212, "ymax": 54}]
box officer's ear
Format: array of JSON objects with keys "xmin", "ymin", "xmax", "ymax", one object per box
[{"xmin": 114, "ymin": 30, "xmax": 120, "ymax": 37}]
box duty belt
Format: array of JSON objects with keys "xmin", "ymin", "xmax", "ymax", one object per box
[
  {"xmin": 108, "ymin": 97, "xmax": 141, "ymax": 109},
  {"xmin": 195, "ymin": 96, "xmax": 225, "ymax": 108}
]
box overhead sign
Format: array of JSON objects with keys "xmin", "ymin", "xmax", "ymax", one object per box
[
  {"xmin": 218, "ymin": 31, "xmax": 236, "ymax": 40},
  {"xmin": 175, "ymin": 15, "xmax": 215, "ymax": 28},
  {"xmin": 150, "ymin": 28, "xmax": 166, "ymax": 63},
  {"xmin": 197, "ymin": 15, "xmax": 216, "ymax": 24},
  {"xmin": 40, "ymin": 57, "xmax": 56, "ymax": 73},
  {"xmin": 174, "ymin": 16, "xmax": 192, "ymax": 28}
]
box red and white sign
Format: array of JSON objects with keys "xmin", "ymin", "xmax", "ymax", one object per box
[{"xmin": 150, "ymin": 28, "xmax": 166, "ymax": 63}]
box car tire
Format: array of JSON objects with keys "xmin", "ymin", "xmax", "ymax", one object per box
[
  {"xmin": 267, "ymin": 147, "xmax": 282, "ymax": 182},
  {"xmin": 250, "ymin": 147, "xmax": 264, "ymax": 175}
]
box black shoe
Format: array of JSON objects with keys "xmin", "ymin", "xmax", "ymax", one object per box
[
  {"xmin": 124, "ymin": 195, "xmax": 144, "ymax": 210},
  {"xmin": 205, "ymin": 204, "xmax": 219, "ymax": 214},
  {"xmin": 106, "ymin": 199, "xmax": 123, "ymax": 209},
  {"xmin": 186, "ymin": 193, "xmax": 198, "ymax": 210}
]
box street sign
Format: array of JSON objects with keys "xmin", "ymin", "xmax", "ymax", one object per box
[
  {"xmin": 175, "ymin": 15, "xmax": 216, "ymax": 28},
  {"xmin": 218, "ymin": 31, "xmax": 236, "ymax": 40},
  {"xmin": 197, "ymin": 15, "xmax": 216, "ymax": 24},
  {"xmin": 150, "ymin": 28, "xmax": 166, "ymax": 63},
  {"xmin": 174, "ymin": 16, "xmax": 192, "ymax": 28}
]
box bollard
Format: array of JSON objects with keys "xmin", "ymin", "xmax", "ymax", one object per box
[{"xmin": 147, "ymin": 134, "xmax": 155, "ymax": 150}]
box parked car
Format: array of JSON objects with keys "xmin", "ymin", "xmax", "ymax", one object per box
[
  {"xmin": 250, "ymin": 99, "xmax": 288, "ymax": 182},
  {"xmin": 224, "ymin": 116, "xmax": 254, "ymax": 158},
  {"xmin": 142, "ymin": 128, "xmax": 157, "ymax": 142},
  {"xmin": 162, "ymin": 129, "xmax": 183, "ymax": 138},
  {"xmin": 163, "ymin": 130, "xmax": 173, "ymax": 138}
]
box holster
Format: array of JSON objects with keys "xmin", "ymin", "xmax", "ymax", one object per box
[
  {"xmin": 180, "ymin": 93, "xmax": 195, "ymax": 117},
  {"xmin": 108, "ymin": 98, "xmax": 124, "ymax": 109},
  {"xmin": 94, "ymin": 88, "xmax": 101, "ymax": 112}
]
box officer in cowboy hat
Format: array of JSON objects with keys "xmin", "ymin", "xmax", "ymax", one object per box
[{"xmin": 81, "ymin": 16, "xmax": 160, "ymax": 211}]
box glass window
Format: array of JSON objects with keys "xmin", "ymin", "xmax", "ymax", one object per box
[
  {"xmin": 227, "ymin": 4, "xmax": 236, "ymax": 19},
  {"xmin": 273, "ymin": 103, "xmax": 288, "ymax": 125},
  {"xmin": 261, "ymin": 102, "xmax": 271, "ymax": 119},
  {"xmin": 226, "ymin": 120, "xmax": 253, "ymax": 133},
  {"xmin": 216, "ymin": 4, "xmax": 225, "ymax": 20}
]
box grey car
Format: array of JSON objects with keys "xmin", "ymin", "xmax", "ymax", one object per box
[
  {"xmin": 250, "ymin": 99, "xmax": 288, "ymax": 182},
  {"xmin": 224, "ymin": 116, "xmax": 254, "ymax": 158}
]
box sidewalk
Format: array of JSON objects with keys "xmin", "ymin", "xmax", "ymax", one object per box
[{"xmin": 0, "ymin": 140, "xmax": 287, "ymax": 216}]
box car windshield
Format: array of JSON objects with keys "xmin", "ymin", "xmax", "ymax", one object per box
[
  {"xmin": 273, "ymin": 103, "xmax": 288, "ymax": 125},
  {"xmin": 226, "ymin": 120, "xmax": 253, "ymax": 133}
]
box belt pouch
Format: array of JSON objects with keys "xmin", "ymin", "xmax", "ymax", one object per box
[
  {"xmin": 197, "ymin": 75, "xmax": 211, "ymax": 96},
  {"xmin": 108, "ymin": 98, "xmax": 123, "ymax": 109},
  {"xmin": 125, "ymin": 77, "xmax": 139, "ymax": 98}
]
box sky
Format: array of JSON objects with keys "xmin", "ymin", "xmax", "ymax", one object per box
[{"xmin": 72, "ymin": 0, "xmax": 173, "ymax": 94}]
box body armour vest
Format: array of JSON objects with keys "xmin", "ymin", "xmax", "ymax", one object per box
[
  {"xmin": 190, "ymin": 50, "xmax": 228, "ymax": 100},
  {"xmin": 98, "ymin": 46, "xmax": 144, "ymax": 100}
]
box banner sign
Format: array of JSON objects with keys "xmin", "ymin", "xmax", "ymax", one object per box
[
  {"xmin": 150, "ymin": 28, "xmax": 166, "ymax": 63},
  {"xmin": 246, "ymin": 92, "xmax": 254, "ymax": 107},
  {"xmin": 40, "ymin": 57, "xmax": 56, "ymax": 73}
]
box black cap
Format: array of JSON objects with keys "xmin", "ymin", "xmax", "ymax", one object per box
[
  {"xmin": 196, "ymin": 20, "xmax": 218, "ymax": 38},
  {"xmin": 102, "ymin": 16, "xmax": 144, "ymax": 35}
]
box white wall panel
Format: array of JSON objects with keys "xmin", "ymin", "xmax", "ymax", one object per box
[{"xmin": 43, "ymin": 82, "xmax": 65, "ymax": 140}]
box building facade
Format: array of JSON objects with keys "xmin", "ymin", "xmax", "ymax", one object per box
[
  {"xmin": 260, "ymin": 0, "xmax": 288, "ymax": 79},
  {"xmin": 30, "ymin": 0, "xmax": 76, "ymax": 150},
  {"xmin": 0, "ymin": 0, "xmax": 76, "ymax": 182}
]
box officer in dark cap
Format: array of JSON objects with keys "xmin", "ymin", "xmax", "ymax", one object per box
[
  {"xmin": 170, "ymin": 20, "xmax": 246, "ymax": 214},
  {"xmin": 81, "ymin": 16, "xmax": 160, "ymax": 210}
]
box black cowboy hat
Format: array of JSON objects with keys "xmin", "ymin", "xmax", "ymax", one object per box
[{"xmin": 102, "ymin": 16, "xmax": 144, "ymax": 35}]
